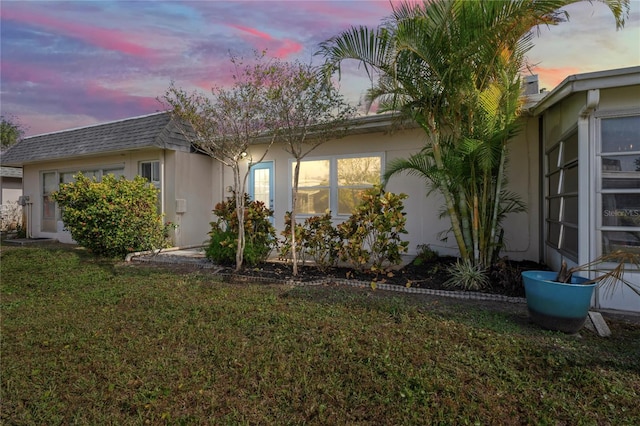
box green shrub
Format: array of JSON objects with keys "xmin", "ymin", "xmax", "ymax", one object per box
[
  {"xmin": 338, "ymin": 185, "xmax": 409, "ymax": 273},
  {"xmin": 206, "ymin": 193, "xmax": 276, "ymax": 266},
  {"xmin": 301, "ymin": 213, "xmax": 342, "ymax": 271},
  {"xmin": 52, "ymin": 173, "xmax": 169, "ymax": 258},
  {"xmin": 444, "ymin": 258, "xmax": 490, "ymax": 291},
  {"xmin": 280, "ymin": 212, "xmax": 341, "ymax": 271}
]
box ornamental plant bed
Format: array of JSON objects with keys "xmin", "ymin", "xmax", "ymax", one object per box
[{"xmin": 215, "ymin": 256, "xmax": 546, "ymax": 298}]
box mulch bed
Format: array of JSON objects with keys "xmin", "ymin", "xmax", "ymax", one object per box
[{"xmin": 214, "ymin": 256, "xmax": 549, "ymax": 298}]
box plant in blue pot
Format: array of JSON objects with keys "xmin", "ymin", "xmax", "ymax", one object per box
[{"xmin": 521, "ymin": 250, "xmax": 640, "ymax": 333}]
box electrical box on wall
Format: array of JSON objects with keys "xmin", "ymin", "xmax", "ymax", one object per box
[{"xmin": 176, "ymin": 199, "xmax": 187, "ymax": 214}]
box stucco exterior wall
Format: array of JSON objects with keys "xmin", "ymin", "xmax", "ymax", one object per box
[
  {"xmin": 167, "ymin": 150, "xmax": 218, "ymax": 247},
  {"xmin": 1, "ymin": 177, "xmax": 22, "ymax": 204},
  {"xmin": 227, "ymin": 122, "xmax": 539, "ymax": 261},
  {"xmin": 22, "ymin": 149, "xmax": 157, "ymax": 242}
]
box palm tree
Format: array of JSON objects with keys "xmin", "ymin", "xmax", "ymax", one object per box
[{"xmin": 318, "ymin": 0, "xmax": 628, "ymax": 268}]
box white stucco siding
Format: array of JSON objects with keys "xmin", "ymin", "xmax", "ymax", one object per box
[
  {"xmin": 22, "ymin": 149, "xmax": 168, "ymax": 243},
  {"xmin": 501, "ymin": 117, "xmax": 541, "ymax": 259},
  {"xmin": 235, "ymin": 124, "xmax": 538, "ymax": 260},
  {"xmin": 1, "ymin": 178, "xmax": 22, "ymax": 204},
  {"xmin": 169, "ymin": 150, "xmax": 218, "ymax": 247},
  {"xmin": 598, "ymin": 85, "xmax": 640, "ymax": 110}
]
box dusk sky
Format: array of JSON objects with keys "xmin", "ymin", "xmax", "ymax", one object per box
[{"xmin": 1, "ymin": 0, "xmax": 639, "ymax": 137}]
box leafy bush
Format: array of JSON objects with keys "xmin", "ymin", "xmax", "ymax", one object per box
[
  {"xmin": 302, "ymin": 213, "xmax": 342, "ymax": 271},
  {"xmin": 338, "ymin": 185, "xmax": 409, "ymax": 272},
  {"xmin": 206, "ymin": 193, "xmax": 276, "ymax": 266},
  {"xmin": 280, "ymin": 212, "xmax": 341, "ymax": 271},
  {"xmin": 52, "ymin": 173, "xmax": 169, "ymax": 258}
]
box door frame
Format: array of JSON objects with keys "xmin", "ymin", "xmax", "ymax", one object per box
[{"xmin": 248, "ymin": 161, "xmax": 274, "ymax": 220}]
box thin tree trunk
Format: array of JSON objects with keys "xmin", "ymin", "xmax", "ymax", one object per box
[
  {"xmin": 291, "ymin": 160, "xmax": 301, "ymax": 276},
  {"xmin": 234, "ymin": 165, "xmax": 245, "ymax": 271}
]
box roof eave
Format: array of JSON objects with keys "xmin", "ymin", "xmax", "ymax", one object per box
[{"xmin": 532, "ymin": 66, "xmax": 640, "ymax": 116}]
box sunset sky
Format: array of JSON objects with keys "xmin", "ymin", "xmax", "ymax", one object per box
[{"xmin": 1, "ymin": 0, "xmax": 639, "ymax": 137}]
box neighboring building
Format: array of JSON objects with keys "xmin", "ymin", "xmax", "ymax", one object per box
[
  {"xmin": 0, "ymin": 166, "xmax": 23, "ymax": 231},
  {"xmin": 0, "ymin": 112, "xmax": 218, "ymax": 246},
  {"xmin": 1, "ymin": 67, "xmax": 638, "ymax": 312},
  {"xmin": 0, "ymin": 166, "xmax": 22, "ymax": 205}
]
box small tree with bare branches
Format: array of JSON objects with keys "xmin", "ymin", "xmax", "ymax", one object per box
[
  {"xmin": 264, "ymin": 60, "xmax": 355, "ymax": 275},
  {"xmin": 162, "ymin": 54, "xmax": 278, "ymax": 271}
]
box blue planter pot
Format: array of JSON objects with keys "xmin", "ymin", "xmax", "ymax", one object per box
[{"xmin": 521, "ymin": 271, "xmax": 596, "ymax": 333}]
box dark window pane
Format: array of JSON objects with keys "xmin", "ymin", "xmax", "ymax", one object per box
[
  {"xmin": 601, "ymin": 116, "xmax": 640, "ymax": 153},
  {"xmin": 563, "ymin": 132, "xmax": 578, "ymax": 164},
  {"xmin": 602, "ymin": 230, "xmax": 640, "ymax": 255},
  {"xmin": 547, "ymin": 145, "xmax": 560, "ymax": 173},
  {"xmin": 562, "ymin": 226, "xmax": 578, "ymax": 257},
  {"xmin": 602, "ymin": 155, "xmax": 640, "ymax": 189},
  {"xmin": 564, "ymin": 196, "xmax": 578, "ymax": 225},
  {"xmin": 548, "ymin": 197, "xmax": 561, "ymax": 221},
  {"xmin": 564, "ymin": 164, "xmax": 578, "ymax": 193},
  {"xmin": 548, "ymin": 171, "xmax": 560, "ymax": 196},
  {"xmin": 547, "ymin": 222, "xmax": 561, "ymax": 247}
]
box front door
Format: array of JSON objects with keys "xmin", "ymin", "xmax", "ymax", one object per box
[{"xmin": 249, "ymin": 161, "xmax": 274, "ymax": 221}]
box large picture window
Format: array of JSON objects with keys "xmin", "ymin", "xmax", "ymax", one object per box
[
  {"xmin": 598, "ymin": 114, "xmax": 640, "ymax": 255},
  {"xmin": 292, "ymin": 154, "xmax": 382, "ymax": 216}
]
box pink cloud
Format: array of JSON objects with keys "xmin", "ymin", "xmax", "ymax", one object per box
[
  {"xmin": 2, "ymin": 8, "xmax": 155, "ymax": 58},
  {"xmin": 530, "ymin": 65, "xmax": 582, "ymax": 90},
  {"xmin": 229, "ymin": 24, "xmax": 302, "ymax": 58}
]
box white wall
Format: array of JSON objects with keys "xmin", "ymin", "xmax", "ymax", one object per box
[
  {"xmin": 223, "ymin": 123, "xmax": 540, "ymax": 261},
  {"xmin": 168, "ymin": 150, "xmax": 218, "ymax": 247},
  {"xmin": 21, "ymin": 152, "xmax": 140, "ymax": 242},
  {"xmin": 1, "ymin": 177, "xmax": 22, "ymax": 204}
]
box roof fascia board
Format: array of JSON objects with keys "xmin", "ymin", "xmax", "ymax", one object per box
[{"xmin": 532, "ymin": 67, "xmax": 640, "ymax": 116}]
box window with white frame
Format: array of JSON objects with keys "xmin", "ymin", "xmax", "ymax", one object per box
[
  {"xmin": 41, "ymin": 166, "xmax": 125, "ymax": 232},
  {"xmin": 598, "ymin": 114, "xmax": 640, "ymax": 255},
  {"xmin": 140, "ymin": 161, "xmax": 160, "ymax": 187},
  {"xmin": 545, "ymin": 128, "xmax": 579, "ymax": 261},
  {"xmin": 292, "ymin": 154, "xmax": 382, "ymax": 216},
  {"xmin": 139, "ymin": 160, "xmax": 161, "ymax": 211}
]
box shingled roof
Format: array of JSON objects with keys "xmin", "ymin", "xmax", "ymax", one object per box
[{"xmin": 0, "ymin": 112, "xmax": 191, "ymax": 167}]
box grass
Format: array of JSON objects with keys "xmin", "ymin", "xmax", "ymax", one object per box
[{"xmin": 1, "ymin": 245, "xmax": 639, "ymax": 425}]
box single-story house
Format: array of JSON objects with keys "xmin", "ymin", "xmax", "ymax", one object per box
[{"xmin": 1, "ymin": 66, "xmax": 638, "ymax": 312}]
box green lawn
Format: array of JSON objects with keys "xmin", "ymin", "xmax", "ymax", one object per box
[{"xmin": 2, "ymin": 245, "xmax": 639, "ymax": 425}]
